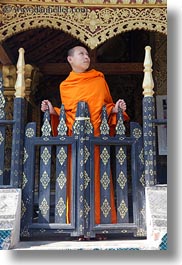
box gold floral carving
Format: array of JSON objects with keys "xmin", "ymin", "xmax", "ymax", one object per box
[{"xmin": 0, "ymin": 4, "xmax": 167, "ymax": 49}]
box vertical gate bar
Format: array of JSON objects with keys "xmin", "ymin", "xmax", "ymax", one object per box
[
  {"xmin": 73, "ymin": 101, "xmax": 87, "ymax": 237},
  {"xmin": 99, "ymin": 106, "xmax": 111, "ymax": 224},
  {"xmin": 115, "ymin": 108, "xmax": 129, "ymax": 223},
  {"xmin": 55, "ymin": 145, "xmax": 68, "ymax": 224},
  {"xmin": 10, "ymin": 48, "xmax": 26, "ymax": 188},
  {"xmin": 38, "ymin": 110, "xmax": 52, "ymax": 223},
  {"xmin": 21, "ymin": 122, "xmax": 36, "ymax": 239},
  {"xmin": 0, "ymin": 72, "xmax": 6, "ymax": 185},
  {"xmin": 83, "ymin": 103, "xmax": 93, "ymax": 237},
  {"xmin": 142, "ymin": 46, "xmax": 157, "ymax": 186},
  {"xmin": 115, "ymin": 145, "xmax": 129, "ymax": 223},
  {"xmin": 38, "ymin": 145, "xmax": 51, "ymax": 223},
  {"xmin": 130, "ymin": 122, "xmax": 146, "ymax": 237},
  {"xmin": 100, "ymin": 145, "xmax": 111, "ymax": 223},
  {"xmin": 55, "ymin": 105, "xmax": 68, "ymax": 224}
]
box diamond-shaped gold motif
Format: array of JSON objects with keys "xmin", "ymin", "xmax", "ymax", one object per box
[
  {"xmin": 139, "ymin": 148, "xmax": 144, "ymax": 164},
  {"xmin": 57, "ymin": 171, "xmax": 67, "ymax": 189},
  {"xmin": 100, "ymin": 148, "xmax": 110, "ymax": 165},
  {"xmin": 117, "ymin": 171, "xmax": 127, "ymax": 189},
  {"xmin": 22, "ymin": 172, "xmax": 28, "ymax": 189},
  {"xmin": 56, "ymin": 197, "xmax": 66, "ymax": 217},
  {"xmin": 140, "ymin": 172, "xmax": 145, "ymax": 187},
  {"xmin": 0, "ymin": 90, "xmax": 5, "ymax": 109},
  {"xmin": 118, "ymin": 200, "xmax": 128, "ymax": 219},
  {"xmin": 41, "ymin": 147, "xmax": 51, "ymax": 165},
  {"xmin": 39, "ymin": 198, "xmax": 49, "ymax": 216},
  {"xmin": 57, "ymin": 147, "xmax": 67, "ymax": 165},
  {"xmin": 0, "ymin": 131, "xmax": 4, "ymax": 145},
  {"xmin": 84, "ymin": 199, "xmax": 90, "ymax": 218},
  {"xmin": 101, "ymin": 198, "xmax": 111, "ymax": 218},
  {"xmin": 23, "ymin": 148, "xmax": 28, "ymax": 164},
  {"xmin": 84, "ymin": 145, "xmax": 90, "ymax": 164},
  {"xmin": 116, "ymin": 147, "xmax": 126, "ymax": 165},
  {"xmin": 40, "ymin": 171, "xmax": 50, "ymax": 189},
  {"xmin": 84, "ymin": 170, "xmax": 90, "ymax": 189},
  {"xmin": 100, "ymin": 172, "xmax": 110, "ymax": 190},
  {"xmin": 21, "ymin": 200, "xmax": 26, "ymax": 218}
]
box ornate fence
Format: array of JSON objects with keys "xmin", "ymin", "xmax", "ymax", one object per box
[{"xmin": 19, "ymin": 100, "xmax": 146, "ymax": 239}]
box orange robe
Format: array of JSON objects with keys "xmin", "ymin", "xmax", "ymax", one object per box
[{"xmin": 51, "ymin": 69, "xmax": 129, "ymax": 224}]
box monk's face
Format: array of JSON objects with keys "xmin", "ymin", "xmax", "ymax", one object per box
[{"xmin": 67, "ymin": 46, "xmax": 90, "ymax": 73}]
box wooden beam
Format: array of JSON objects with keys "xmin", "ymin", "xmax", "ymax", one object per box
[
  {"xmin": 0, "ymin": 45, "xmax": 13, "ymax": 65},
  {"xmin": 39, "ymin": 63, "xmax": 143, "ymax": 75}
]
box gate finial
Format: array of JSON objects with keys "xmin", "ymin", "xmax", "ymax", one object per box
[
  {"xmin": 142, "ymin": 46, "xmax": 154, "ymax": 97},
  {"xmin": 15, "ymin": 48, "xmax": 25, "ymax": 98}
]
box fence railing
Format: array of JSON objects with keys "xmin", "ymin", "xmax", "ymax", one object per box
[{"xmin": 0, "ymin": 48, "xmax": 25, "ymax": 188}]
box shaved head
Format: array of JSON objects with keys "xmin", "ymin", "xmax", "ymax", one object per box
[{"xmin": 67, "ymin": 45, "xmax": 89, "ymax": 57}]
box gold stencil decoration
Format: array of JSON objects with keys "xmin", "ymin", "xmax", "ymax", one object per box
[
  {"xmin": 84, "ymin": 199, "xmax": 90, "ymax": 218},
  {"xmin": 57, "ymin": 147, "xmax": 67, "ymax": 165},
  {"xmin": 0, "ymin": 4, "xmax": 167, "ymax": 49},
  {"xmin": 0, "ymin": 90, "xmax": 5, "ymax": 119},
  {"xmin": 39, "ymin": 198, "xmax": 49, "ymax": 216},
  {"xmin": 23, "ymin": 148, "xmax": 28, "ymax": 164},
  {"xmin": 21, "ymin": 200, "xmax": 26, "ymax": 218},
  {"xmin": 22, "ymin": 172, "xmax": 28, "ymax": 189},
  {"xmin": 84, "ymin": 145, "xmax": 90, "ymax": 164},
  {"xmin": 0, "ymin": 131, "xmax": 4, "ymax": 145},
  {"xmin": 57, "ymin": 170, "xmax": 67, "ymax": 189},
  {"xmin": 40, "ymin": 170, "xmax": 50, "ymax": 189},
  {"xmin": 100, "ymin": 147, "xmax": 110, "ymax": 165},
  {"xmin": 100, "ymin": 171, "xmax": 110, "ymax": 190},
  {"xmin": 116, "ymin": 147, "xmax": 126, "ymax": 165},
  {"xmin": 101, "ymin": 198, "xmax": 111, "ymax": 218},
  {"xmin": 84, "ymin": 170, "xmax": 90, "ymax": 190},
  {"xmin": 117, "ymin": 171, "xmax": 127, "ymax": 190},
  {"xmin": 41, "ymin": 147, "xmax": 51, "ymax": 165},
  {"xmin": 25, "ymin": 128, "xmax": 35, "ymax": 138},
  {"xmin": 118, "ymin": 200, "xmax": 128, "ymax": 219},
  {"xmin": 56, "ymin": 197, "xmax": 66, "ymax": 217},
  {"xmin": 140, "ymin": 172, "xmax": 145, "ymax": 187}
]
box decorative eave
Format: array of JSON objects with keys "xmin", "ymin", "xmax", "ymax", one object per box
[
  {"xmin": 0, "ymin": 0, "xmax": 167, "ymax": 8},
  {"xmin": 0, "ymin": 0, "xmax": 167, "ymax": 49}
]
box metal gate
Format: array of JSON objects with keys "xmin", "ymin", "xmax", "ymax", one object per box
[{"xmin": 20, "ymin": 101, "xmax": 146, "ymax": 240}]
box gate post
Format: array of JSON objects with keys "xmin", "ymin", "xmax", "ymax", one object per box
[
  {"xmin": 142, "ymin": 46, "xmax": 157, "ymax": 186},
  {"xmin": 72, "ymin": 101, "xmax": 93, "ymax": 237},
  {"xmin": 10, "ymin": 48, "xmax": 26, "ymax": 188}
]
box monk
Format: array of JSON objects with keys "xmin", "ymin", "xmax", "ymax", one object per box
[{"xmin": 41, "ymin": 45, "xmax": 129, "ymax": 239}]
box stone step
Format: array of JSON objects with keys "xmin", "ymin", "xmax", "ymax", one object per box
[{"xmin": 14, "ymin": 239, "xmax": 154, "ymax": 251}]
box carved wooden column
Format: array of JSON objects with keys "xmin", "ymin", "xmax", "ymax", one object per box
[
  {"xmin": 10, "ymin": 48, "xmax": 26, "ymax": 187},
  {"xmin": 142, "ymin": 46, "xmax": 157, "ymax": 186}
]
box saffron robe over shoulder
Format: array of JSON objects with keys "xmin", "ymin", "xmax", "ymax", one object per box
[
  {"xmin": 52, "ymin": 69, "xmax": 129, "ymax": 136},
  {"xmin": 51, "ymin": 69, "xmax": 129, "ymax": 224}
]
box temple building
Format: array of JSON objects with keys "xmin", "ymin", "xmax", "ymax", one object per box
[{"xmin": 0, "ymin": 0, "xmax": 167, "ymax": 250}]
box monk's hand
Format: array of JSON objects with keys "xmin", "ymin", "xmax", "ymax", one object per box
[
  {"xmin": 112, "ymin": 99, "xmax": 126, "ymax": 113},
  {"xmin": 119, "ymin": 99, "xmax": 126, "ymax": 112},
  {"xmin": 41, "ymin": 100, "xmax": 56, "ymax": 115},
  {"xmin": 41, "ymin": 100, "xmax": 49, "ymax": 112}
]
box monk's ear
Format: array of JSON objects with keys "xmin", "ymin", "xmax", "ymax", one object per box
[{"xmin": 67, "ymin": 56, "xmax": 72, "ymax": 64}]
